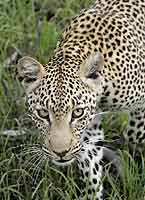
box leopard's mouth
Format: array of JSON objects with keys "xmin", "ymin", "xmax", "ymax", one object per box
[{"xmin": 52, "ymin": 157, "xmax": 75, "ymax": 166}]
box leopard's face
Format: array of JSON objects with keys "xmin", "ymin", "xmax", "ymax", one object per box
[
  {"xmin": 18, "ymin": 53, "xmax": 104, "ymax": 166},
  {"xmin": 27, "ymin": 76, "xmax": 98, "ymax": 166}
]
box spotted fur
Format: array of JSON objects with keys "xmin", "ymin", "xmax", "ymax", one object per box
[{"xmin": 17, "ymin": 0, "xmax": 145, "ymax": 199}]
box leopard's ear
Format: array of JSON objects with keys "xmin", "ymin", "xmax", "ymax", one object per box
[
  {"xmin": 17, "ymin": 56, "xmax": 46, "ymax": 94},
  {"xmin": 79, "ymin": 52, "xmax": 104, "ymax": 91}
]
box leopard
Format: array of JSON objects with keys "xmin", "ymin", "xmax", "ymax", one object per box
[{"xmin": 17, "ymin": 0, "xmax": 145, "ymax": 199}]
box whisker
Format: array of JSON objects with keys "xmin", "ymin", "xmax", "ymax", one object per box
[
  {"xmin": 22, "ymin": 146, "xmax": 41, "ymax": 152},
  {"xmin": 82, "ymin": 138, "xmax": 118, "ymax": 148},
  {"xmin": 22, "ymin": 149, "xmax": 42, "ymax": 156},
  {"xmin": 16, "ymin": 154, "xmax": 41, "ymax": 185},
  {"xmin": 25, "ymin": 155, "xmax": 43, "ymax": 177},
  {"xmin": 18, "ymin": 145, "xmax": 42, "ymax": 157},
  {"xmin": 23, "ymin": 152, "xmax": 42, "ymax": 170},
  {"xmin": 33, "ymin": 156, "xmax": 45, "ymax": 185},
  {"xmin": 28, "ymin": 154, "xmax": 43, "ymax": 172},
  {"xmin": 12, "ymin": 144, "xmax": 41, "ymax": 150}
]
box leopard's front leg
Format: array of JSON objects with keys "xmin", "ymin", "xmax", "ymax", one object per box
[{"xmin": 77, "ymin": 116, "xmax": 104, "ymax": 200}]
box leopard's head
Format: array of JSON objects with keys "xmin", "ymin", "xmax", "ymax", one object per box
[{"xmin": 17, "ymin": 52, "xmax": 104, "ymax": 166}]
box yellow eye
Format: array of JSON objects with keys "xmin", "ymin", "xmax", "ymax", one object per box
[{"xmin": 72, "ymin": 108, "xmax": 84, "ymax": 119}]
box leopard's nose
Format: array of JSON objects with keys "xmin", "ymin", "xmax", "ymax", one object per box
[{"xmin": 53, "ymin": 150, "xmax": 69, "ymax": 158}]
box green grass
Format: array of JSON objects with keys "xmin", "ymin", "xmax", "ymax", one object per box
[{"xmin": 0, "ymin": 0, "xmax": 145, "ymax": 199}]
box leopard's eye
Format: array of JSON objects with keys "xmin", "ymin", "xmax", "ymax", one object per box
[
  {"xmin": 72, "ymin": 108, "xmax": 84, "ymax": 119},
  {"xmin": 37, "ymin": 109, "xmax": 50, "ymax": 121}
]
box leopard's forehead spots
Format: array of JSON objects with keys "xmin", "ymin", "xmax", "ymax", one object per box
[{"xmin": 34, "ymin": 68, "xmax": 89, "ymax": 117}]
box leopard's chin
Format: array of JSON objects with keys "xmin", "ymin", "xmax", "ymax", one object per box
[{"xmin": 52, "ymin": 158, "xmax": 75, "ymax": 167}]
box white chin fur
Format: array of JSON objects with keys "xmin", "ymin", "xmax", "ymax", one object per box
[{"xmin": 52, "ymin": 158, "xmax": 75, "ymax": 167}]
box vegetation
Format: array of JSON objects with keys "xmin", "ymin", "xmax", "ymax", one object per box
[{"xmin": 0, "ymin": 0, "xmax": 145, "ymax": 199}]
